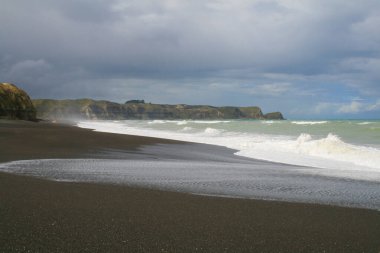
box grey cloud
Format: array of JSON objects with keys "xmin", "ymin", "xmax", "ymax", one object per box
[
  {"xmin": 2, "ymin": 0, "xmax": 379, "ymax": 72},
  {"xmin": 55, "ymin": 0, "xmax": 122, "ymax": 23},
  {"xmin": 247, "ymin": 83, "xmax": 293, "ymax": 96},
  {"xmin": 8, "ymin": 59, "xmax": 51, "ymax": 78},
  {"xmin": 314, "ymin": 99, "xmax": 380, "ymax": 115},
  {"xmin": 0, "ymin": 0, "xmax": 380, "ymax": 118}
]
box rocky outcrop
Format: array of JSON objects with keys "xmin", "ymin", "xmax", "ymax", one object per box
[
  {"xmin": 263, "ymin": 112, "xmax": 284, "ymax": 120},
  {"xmin": 33, "ymin": 98, "xmax": 284, "ymax": 120},
  {"xmin": 0, "ymin": 83, "xmax": 37, "ymax": 121}
]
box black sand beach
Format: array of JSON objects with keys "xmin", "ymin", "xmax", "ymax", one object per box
[{"xmin": 1, "ymin": 120, "xmax": 380, "ymax": 252}]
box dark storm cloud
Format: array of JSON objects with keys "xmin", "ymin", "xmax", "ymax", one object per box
[{"xmin": 0, "ymin": 0, "xmax": 379, "ymax": 117}]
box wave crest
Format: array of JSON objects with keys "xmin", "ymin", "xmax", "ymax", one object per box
[
  {"xmin": 293, "ymin": 133, "xmax": 380, "ymax": 169},
  {"xmin": 291, "ymin": 121, "xmax": 328, "ymax": 125},
  {"xmin": 203, "ymin": 128, "xmax": 223, "ymax": 135}
]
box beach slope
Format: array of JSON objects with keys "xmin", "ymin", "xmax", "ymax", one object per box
[{"xmin": 0, "ymin": 120, "xmax": 379, "ymax": 252}]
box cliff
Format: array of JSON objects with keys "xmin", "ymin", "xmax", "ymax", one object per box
[
  {"xmin": 263, "ymin": 112, "xmax": 284, "ymax": 120},
  {"xmin": 0, "ymin": 83, "xmax": 37, "ymax": 121},
  {"xmin": 33, "ymin": 99, "xmax": 284, "ymax": 120}
]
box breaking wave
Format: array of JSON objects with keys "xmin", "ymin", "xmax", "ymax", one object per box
[
  {"xmin": 237, "ymin": 133, "xmax": 380, "ymax": 171},
  {"xmin": 291, "ymin": 121, "xmax": 328, "ymax": 125},
  {"xmin": 357, "ymin": 122, "xmax": 373, "ymax": 125},
  {"xmin": 148, "ymin": 120, "xmax": 231, "ymax": 125}
]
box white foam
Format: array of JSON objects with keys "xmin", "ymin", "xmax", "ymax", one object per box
[
  {"xmin": 148, "ymin": 120, "xmax": 166, "ymax": 124},
  {"xmin": 203, "ymin": 127, "xmax": 223, "ymax": 136},
  {"xmin": 149, "ymin": 120, "xmax": 188, "ymax": 125},
  {"xmin": 261, "ymin": 120, "xmax": 282, "ymax": 124},
  {"xmin": 291, "ymin": 121, "xmax": 328, "ymax": 125},
  {"xmin": 77, "ymin": 121, "xmax": 380, "ymax": 178},
  {"xmin": 176, "ymin": 121, "xmax": 188, "ymax": 125},
  {"xmin": 193, "ymin": 120, "xmax": 231, "ymax": 124},
  {"xmin": 237, "ymin": 133, "xmax": 380, "ymax": 171},
  {"xmin": 357, "ymin": 122, "xmax": 373, "ymax": 125},
  {"xmin": 147, "ymin": 120, "xmax": 230, "ymax": 125}
]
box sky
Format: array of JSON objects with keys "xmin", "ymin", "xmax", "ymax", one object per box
[{"xmin": 1, "ymin": 0, "xmax": 380, "ymax": 119}]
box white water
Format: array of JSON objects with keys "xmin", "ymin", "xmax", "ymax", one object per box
[
  {"xmin": 291, "ymin": 121, "xmax": 328, "ymax": 125},
  {"xmin": 77, "ymin": 120, "xmax": 380, "ymax": 181}
]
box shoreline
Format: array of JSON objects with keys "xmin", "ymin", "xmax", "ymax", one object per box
[
  {"xmin": 76, "ymin": 119, "xmax": 380, "ymax": 177},
  {"xmin": 1, "ymin": 120, "xmax": 380, "ymax": 252}
]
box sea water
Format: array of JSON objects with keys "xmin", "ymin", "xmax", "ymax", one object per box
[{"xmin": 77, "ymin": 119, "xmax": 380, "ymax": 181}]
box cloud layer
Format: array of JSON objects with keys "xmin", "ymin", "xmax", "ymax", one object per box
[{"xmin": 1, "ymin": 0, "xmax": 379, "ymax": 118}]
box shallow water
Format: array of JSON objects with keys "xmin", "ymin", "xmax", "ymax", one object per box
[{"xmin": 1, "ymin": 144, "xmax": 379, "ymax": 210}]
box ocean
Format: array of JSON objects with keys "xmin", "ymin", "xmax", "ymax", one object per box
[{"xmin": 77, "ymin": 119, "xmax": 380, "ymax": 182}]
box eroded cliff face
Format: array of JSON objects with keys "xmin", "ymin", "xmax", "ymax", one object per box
[
  {"xmin": 33, "ymin": 99, "xmax": 284, "ymax": 120},
  {"xmin": 0, "ymin": 83, "xmax": 37, "ymax": 121}
]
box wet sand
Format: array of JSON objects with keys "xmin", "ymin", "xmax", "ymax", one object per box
[{"xmin": 1, "ymin": 120, "xmax": 380, "ymax": 252}]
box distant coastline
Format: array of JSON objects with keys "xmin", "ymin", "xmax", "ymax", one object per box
[
  {"xmin": 32, "ymin": 98, "xmax": 284, "ymax": 121},
  {"xmin": 2, "ymin": 82, "xmax": 284, "ymax": 121}
]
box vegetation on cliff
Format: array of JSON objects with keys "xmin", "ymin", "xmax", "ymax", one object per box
[
  {"xmin": 0, "ymin": 83, "xmax": 37, "ymax": 121},
  {"xmin": 33, "ymin": 99, "xmax": 284, "ymax": 120}
]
